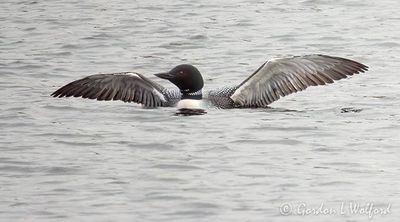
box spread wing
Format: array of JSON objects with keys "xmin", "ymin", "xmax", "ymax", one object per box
[
  {"xmin": 230, "ymin": 54, "xmax": 368, "ymax": 107},
  {"xmin": 51, "ymin": 72, "xmax": 168, "ymax": 107}
]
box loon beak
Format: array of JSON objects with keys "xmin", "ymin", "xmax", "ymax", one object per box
[{"xmin": 154, "ymin": 72, "xmax": 174, "ymax": 80}]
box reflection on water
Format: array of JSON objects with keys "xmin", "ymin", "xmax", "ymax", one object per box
[
  {"xmin": 175, "ymin": 108, "xmax": 207, "ymax": 116},
  {"xmin": 340, "ymin": 107, "xmax": 363, "ymax": 113}
]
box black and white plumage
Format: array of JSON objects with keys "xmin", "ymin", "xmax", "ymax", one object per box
[
  {"xmin": 52, "ymin": 72, "xmax": 177, "ymax": 107},
  {"xmin": 51, "ymin": 54, "xmax": 368, "ymax": 109}
]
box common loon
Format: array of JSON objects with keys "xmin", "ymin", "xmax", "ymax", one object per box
[{"xmin": 51, "ymin": 54, "xmax": 368, "ymax": 109}]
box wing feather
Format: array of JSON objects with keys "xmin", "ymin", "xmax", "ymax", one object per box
[
  {"xmin": 230, "ymin": 54, "xmax": 368, "ymax": 107},
  {"xmin": 51, "ymin": 72, "xmax": 167, "ymax": 107}
]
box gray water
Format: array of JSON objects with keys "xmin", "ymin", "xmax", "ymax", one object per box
[{"xmin": 1, "ymin": 0, "xmax": 399, "ymax": 221}]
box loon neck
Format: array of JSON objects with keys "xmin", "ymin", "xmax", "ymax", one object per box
[{"xmin": 181, "ymin": 89, "xmax": 202, "ymax": 100}]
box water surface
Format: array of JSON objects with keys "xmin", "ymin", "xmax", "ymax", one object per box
[{"xmin": 1, "ymin": 0, "xmax": 399, "ymax": 221}]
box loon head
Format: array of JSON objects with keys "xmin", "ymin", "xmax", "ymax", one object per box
[{"xmin": 155, "ymin": 64, "xmax": 204, "ymax": 93}]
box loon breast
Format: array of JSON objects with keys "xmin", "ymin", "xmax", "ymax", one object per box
[
  {"xmin": 176, "ymin": 99, "xmax": 207, "ymax": 110},
  {"xmin": 175, "ymin": 99, "xmax": 208, "ymax": 116}
]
